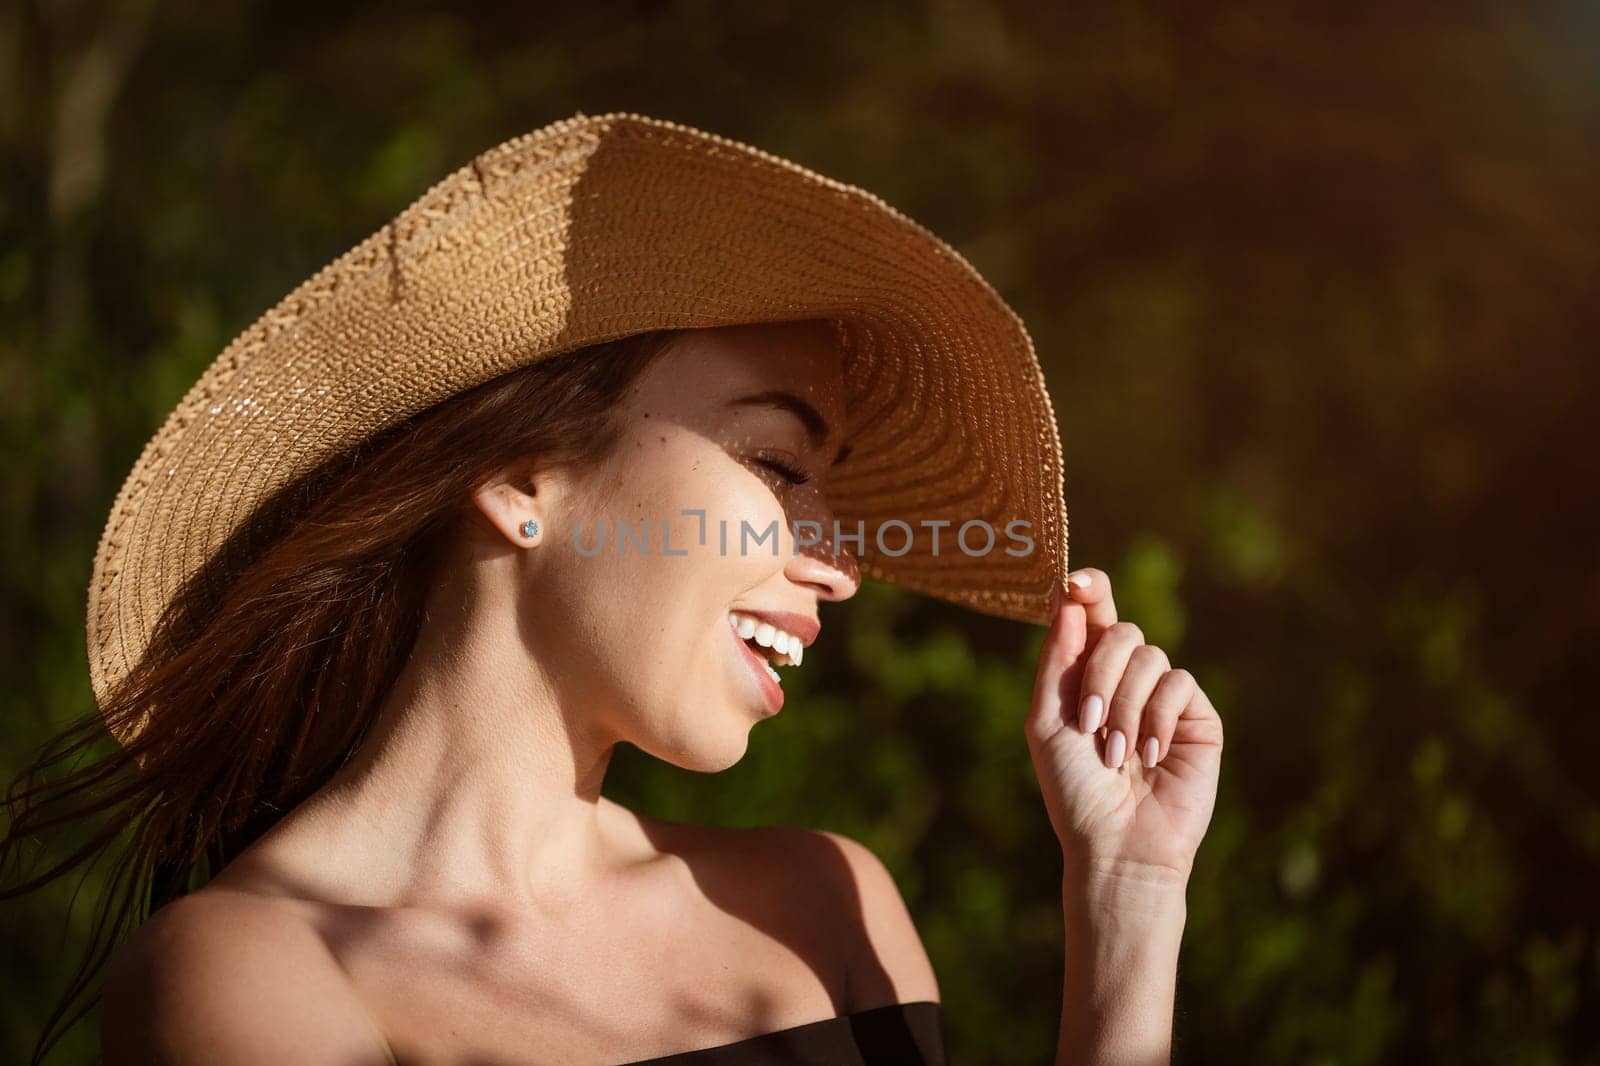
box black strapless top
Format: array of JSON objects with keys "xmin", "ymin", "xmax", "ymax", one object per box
[{"xmin": 615, "ymin": 1000, "xmax": 947, "ymax": 1065}]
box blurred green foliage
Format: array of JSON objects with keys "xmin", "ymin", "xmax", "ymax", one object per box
[{"xmin": 4, "ymin": 2, "xmax": 1599, "ymax": 1062}]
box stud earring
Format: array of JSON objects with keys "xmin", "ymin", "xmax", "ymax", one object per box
[{"xmin": 520, "ymin": 519, "xmax": 540, "ymax": 538}]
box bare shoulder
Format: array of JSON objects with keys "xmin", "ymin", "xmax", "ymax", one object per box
[
  {"xmin": 798, "ymin": 828, "xmax": 941, "ymax": 1010},
  {"xmin": 100, "ymin": 888, "xmax": 394, "ymax": 1066},
  {"xmin": 613, "ymin": 807, "xmax": 940, "ymax": 1011},
  {"xmin": 722, "ymin": 823, "xmax": 942, "ymax": 1012}
]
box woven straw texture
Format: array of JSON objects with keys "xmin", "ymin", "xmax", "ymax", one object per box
[{"xmin": 86, "ymin": 110, "xmax": 1069, "ymax": 740}]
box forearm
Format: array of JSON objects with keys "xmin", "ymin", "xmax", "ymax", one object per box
[{"xmin": 1055, "ymin": 873, "xmax": 1186, "ymax": 1066}]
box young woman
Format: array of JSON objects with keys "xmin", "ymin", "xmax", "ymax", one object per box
[{"xmin": 3, "ymin": 114, "xmax": 1222, "ymax": 1064}]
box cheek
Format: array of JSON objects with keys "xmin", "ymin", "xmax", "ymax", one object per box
[
  {"xmin": 568, "ymin": 502, "xmax": 781, "ymax": 713},
  {"xmin": 605, "ymin": 436, "xmax": 791, "ymax": 577},
  {"xmin": 544, "ymin": 435, "xmax": 787, "ymax": 732},
  {"xmin": 563, "ymin": 572, "xmax": 753, "ymax": 769}
]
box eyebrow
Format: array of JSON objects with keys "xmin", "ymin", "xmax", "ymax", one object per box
[{"xmin": 727, "ymin": 390, "xmax": 853, "ymax": 467}]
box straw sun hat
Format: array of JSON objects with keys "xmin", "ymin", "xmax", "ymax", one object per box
[{"xmin": 86, "ymin": 110, "xmax": 1069, "ymax": 741}]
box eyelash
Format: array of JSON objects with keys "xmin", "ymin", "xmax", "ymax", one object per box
[{"xmin": 754, "ymin": 454, "xmax": 812, "ymax": 486}]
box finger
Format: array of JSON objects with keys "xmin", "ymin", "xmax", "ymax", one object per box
[
  {"xmin": 1065, "ymin": 567, "xmax": 1118, "ymax": 633},
  {"xmin": 1025, "ymin": 591, "xmax": 1087, "ymax": 747},
  {"xmin": 1075, "ymin": 620, "xmax": 1145, "ymax": 737},
  {"xmin": 1169, "ymin": 681, "xmax": 1225, "ymax": 758},
  {"xmin": 1137, "ymin": 668, "xmax": 1196, "ymax": 768},
  {"xmin": 1155, "ymin": 685, "xmax": 1224, "ymax": 823},
  {"xmin": 1032, "ymin": 580, "xmax": 1073, "ymax": 689},
  {"xmin": 1103, "ymin": 643, "xmax": 1171, "ymax": 769},
  {"xmin": 1054, "ymin": 603, "xmax": 1090, "ymax": 736}
]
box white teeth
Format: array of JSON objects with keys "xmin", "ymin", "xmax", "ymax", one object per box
[
  {"xmin": 728, "ymin": 611, "xmax": 810, "ymax": 670},
  {"xmin": 762, "ymin": 660, "xmax": 781, "ymax": 683}
]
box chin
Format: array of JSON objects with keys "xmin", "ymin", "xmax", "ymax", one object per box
[{"xmin": 650, "ymin": 708, "xmax": 757, "ymax": 774}]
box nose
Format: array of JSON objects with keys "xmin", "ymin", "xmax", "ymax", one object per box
[{"xmin": 784, "ymin": 522, "xmax": 860, "ymax": 602}]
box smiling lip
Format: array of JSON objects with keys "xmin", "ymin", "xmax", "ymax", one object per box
[
  {"xmin": 729, "ymin": 608, "xmax": 820, "ymax": 648},
  {"xmin": 731, "ymin": 624, "xmax": 784, "ymax": 715}
]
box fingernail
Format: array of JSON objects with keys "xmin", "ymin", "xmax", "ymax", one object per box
[
  {"xmin": 1079, "ymin": 693, "xmax": 1103, "ymax": 733},
  {"xmin": 1068, "ymin": 572, "xmax": 1092, "ymax": 590},
  {"xmin": 1105, "ymin": 729, "xmax": 1126, "ymax": 768},
  {"xmin": 1143, "ymin": 736, "xmax": 1160, "ymax": 766}
]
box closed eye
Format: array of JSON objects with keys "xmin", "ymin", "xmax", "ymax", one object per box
[{"xmin": 755, "ymin": 455, "xmax": 812, "ymax": 486}]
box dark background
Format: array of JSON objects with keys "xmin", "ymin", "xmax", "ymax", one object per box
[{"xmin": 4, "ymin": 2, "xmax": 1598, "ymax": 1062}]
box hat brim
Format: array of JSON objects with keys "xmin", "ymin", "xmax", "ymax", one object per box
[{"xmin": 86, "ymin": 111, "xmax": 1068, "ymax": 732}]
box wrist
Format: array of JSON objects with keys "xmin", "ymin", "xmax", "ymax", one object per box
[
  {"xmin": 1063, "ymin": 857, "xmax": 1190, "ymax": 925},
  {"xmin": 1056, "ymin": 870, "xmax": 1184, "ymax": 1065},
  {"xmin": 1063, "ymin": 877, "xmax": 1186, "ymax": 956}
]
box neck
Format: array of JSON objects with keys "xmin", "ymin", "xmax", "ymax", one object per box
[{"xmin": 227, "ymin": 552, "xmax": 649, "ymax": 912}]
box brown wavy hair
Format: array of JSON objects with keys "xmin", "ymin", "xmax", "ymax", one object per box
[{"xmin": 0, "ymin": 327, "xmax": 682, "ymax": 1063}]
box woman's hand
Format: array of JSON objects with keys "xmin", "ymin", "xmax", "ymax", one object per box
[{"xmin": 1025, "ymin": 569, "xmax": 1224, "ymax": 894}]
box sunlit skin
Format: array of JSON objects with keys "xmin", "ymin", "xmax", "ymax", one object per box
[
  {"xmin": 1030, "ymin": 573, "xmax": 1225, "ymax": 890},
  {"xmin": 106, "ymin": 318, "xmax": 1222, "ymax": 1063},
  {"xmin": 469, "ymin": 318, "xmax": 863, "ymax": 782},
  {"xmin": 221, "ymin": 320, "xmax": 863, "ymax": 908},
  {"xmin": 1028, "ymin": 574, "xmax": 1225, "ymax": 1064}
]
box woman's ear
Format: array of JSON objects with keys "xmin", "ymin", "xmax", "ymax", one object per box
[{"xmin": 472, "ymin": 464, "xmax": 555, "ymax": 548}]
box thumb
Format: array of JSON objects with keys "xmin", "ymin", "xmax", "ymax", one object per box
[{"xmin": 1026, "ymin": 594, "xmax": 1089, "ymax": 747}]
